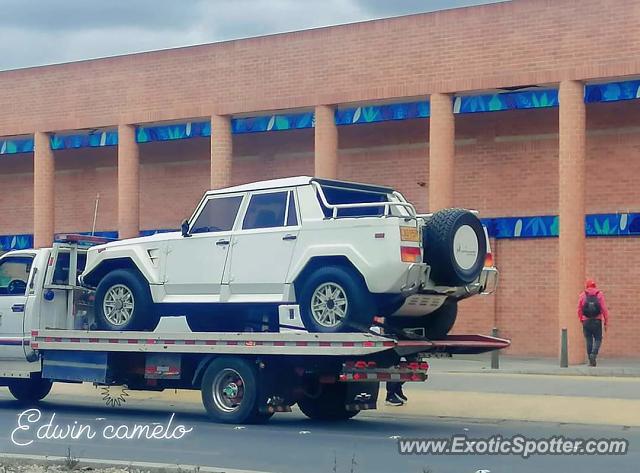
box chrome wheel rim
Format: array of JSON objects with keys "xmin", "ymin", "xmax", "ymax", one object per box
[
  {"xmin": 103, "ymin": 284, "xmax": 135, "ymax": 326},
  {"xmin": 310, "ymin": 282, "xmax": 348, "ymax": 328},
  {"xmin": 212, "ymin": 368, "xmax": 245, "ymax": 413}
]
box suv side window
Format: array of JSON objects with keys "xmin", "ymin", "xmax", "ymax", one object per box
[
  {"xmin": 0, "ymin": 256, "xmax": 34, "ymax": 296},
  {"xmin": 243, "ymin": 191, "xmax": 288, "ymax": 230},
  {"xmin": 191, "ymin": 196, "xmax": 243, "ymax": 234}
]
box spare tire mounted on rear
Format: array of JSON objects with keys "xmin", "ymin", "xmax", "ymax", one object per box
[{"xmin": 423, "ymin": 209, "xmax": 486, "ymax": 286}]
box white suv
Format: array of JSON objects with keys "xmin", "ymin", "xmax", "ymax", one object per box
[{"xmin": 81, "ymin": 177, "xmax": 497, "ymax": 337}]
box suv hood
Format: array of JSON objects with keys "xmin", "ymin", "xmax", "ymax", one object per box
[{"xmin": 91, "ymin": 231, "xmax": 182, "ymax": 251}]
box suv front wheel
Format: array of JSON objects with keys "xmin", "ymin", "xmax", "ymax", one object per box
[
  {"xmin": 298, "ymin": 265, "xmax": 373, "ymax": 333},
  {"xmin": 95, "ymin": 269, "xmax": 158, "ymax": 331}
]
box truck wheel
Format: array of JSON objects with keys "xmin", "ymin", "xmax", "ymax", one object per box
[
  {"xmin": 387, "ymin": 299, "xmax": 458, "ymax": 340},
  {"xmin": 423, "ymin": 209, "xmax": 486, "ymax": 286},
  {"xmin": 8, "ymin": 375, "xmax": 53, "ymax": 402},
  {"xmin": 297, "ymin": 383, "xmax": 359, "ymax": 421},
  {"xmin": 298, "ymin": 266, "xmax": 374, "ymax": 333},
  {"xmin": 95, "ymin": 269, "xmax": 158, "ymax": 331},
  {"xmin": 201, "ymin": 357, "xmax": 263, "ymax": 424}
]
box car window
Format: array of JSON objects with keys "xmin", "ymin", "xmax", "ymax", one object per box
[
  {"xmin": 319, "ymin": 185, "xmax": 389, "ymax": 217},
  {"xmin": 191, "ymin": 196, "xmax": 243, "ymax": 234},
  {"xmin": 0, "ymin": 256, "xmax": 34, "ymax": 296},
  {"xmin": 286, "ymin": 191, "xmax": 298, "ymax": 226},
  {"xmin": 243, "ymin": 191, "xmax": 288, "ymax": 230},
  {"xmin": 52, "ymin": 252, "xmax": 87, "ymax": 285}
]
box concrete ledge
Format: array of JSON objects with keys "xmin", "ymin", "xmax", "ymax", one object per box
[{"xmin": 429, "ymin": 356, "xmax": 640, "ymax": 378}]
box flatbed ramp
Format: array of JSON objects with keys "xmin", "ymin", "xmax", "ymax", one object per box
[{"xmin": 31, "ymin": 330, "xmax": 509, "ymax": 356}]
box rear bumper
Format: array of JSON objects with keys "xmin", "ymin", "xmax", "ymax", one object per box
[
  {"xmin": 400, "ymin": 263, "xmax": 429, "ymax": 296},
  {"xmin": 478, "ymin": 267, "xmax": 499, "ymax": 294}
]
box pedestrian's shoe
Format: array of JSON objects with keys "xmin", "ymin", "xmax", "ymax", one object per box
[
  {"xmin": 395, "ymin": 390, "xmax": 408, "ymax": 403},
  {"xmin": 385, "ymin": 397, "xmax": 404, "ymax": 407},
  {"xmin": 588, "ymin": 354, "xmax": 597, "ymax": 367}
]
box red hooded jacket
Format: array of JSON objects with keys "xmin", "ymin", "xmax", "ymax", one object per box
[{"xmin": 577, "ymin": 286, "xmax": 609, "ymax": 326}]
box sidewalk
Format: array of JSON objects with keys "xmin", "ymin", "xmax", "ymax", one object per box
[
  {"xmin": 428, "ymin": 354, "xmax": 640, "ymax": 377},
  {"xmin": 378, "ymin": 354, "xmax": 640, "ymax": 426}
]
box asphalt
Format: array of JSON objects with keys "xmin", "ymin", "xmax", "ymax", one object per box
[
  {"xmin": 0, "ymin": 396, "xmax": 638, "ymax": 473},
  {"xmin": 0, "ymin": 365, "xmax": 638, "ymax": 473}
]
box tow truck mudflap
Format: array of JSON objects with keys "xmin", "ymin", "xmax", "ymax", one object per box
[{"xmin": 394, "ymin": 334, "xmax": 510, "ymax": 357}]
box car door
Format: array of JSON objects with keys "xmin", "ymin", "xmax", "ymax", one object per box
[
  {"xmin": 227, "ymin": 189, "xmax": 300, "ymax": 300},
  {"xmin": 0, "ymin": 253, "xmax": 35, "ymax": 360},
  {"xmin": 163, "ymin": 193, "xmax": 244, "ymax": 301}
]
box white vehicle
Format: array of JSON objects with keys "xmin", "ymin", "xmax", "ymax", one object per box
[
  {"xmin": 80, "ymin": 177, "xmax": 497, "ymax": 336},
  {"xmin": 0, "ymin": 236, "xmax": 509, "ymax": 424}
]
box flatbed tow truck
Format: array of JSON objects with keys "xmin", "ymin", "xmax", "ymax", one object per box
[{"xmin": 0, "ymin": 235, "xmax": 509, "ymax": 424}]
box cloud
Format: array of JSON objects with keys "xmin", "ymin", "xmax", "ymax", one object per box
[
  {"xmin": 0, "ymin": 0, "xmax": 507, "ymax": 71},
  {"xmin": 1, "ymin": 0, "xmax": 199, "ymax": 31}
]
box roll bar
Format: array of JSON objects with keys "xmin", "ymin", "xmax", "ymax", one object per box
[{"xmin": 311, "ymin": 181, "xmax": 417, "ymax": 218}]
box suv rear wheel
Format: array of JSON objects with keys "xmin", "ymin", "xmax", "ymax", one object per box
[
  {"xmin": 298, "ymin": 265, "xmax": 374, "ymax": 333},
  {"xmin": 95, "ymin": 269, "xmax": 158, "ymax": 331},
  {"xmin": 387, "ymin": 299, "xmax": 458, "ymax": 340}
]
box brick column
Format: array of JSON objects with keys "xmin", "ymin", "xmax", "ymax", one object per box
[
  {"xmin": 558, "ymin": 80, "xmax": 586, "ymax": 365},
  {"xmin": 33, "ymin": 132, "xmax": 55, "ymax": 248},
  {"xmin": 211, "ymin": 114, "xmax": 233, "ymax": 189},
  {"xmin": 314, "ymin": 105, "xmax": 338, "ymax": 179},
  {"xmin": 118, "ymin": 124, "xmax": 140, "ymax": 239},
  {"xmin": 428, "ymin": 93, "xmax": 455, "ymax": 212}
]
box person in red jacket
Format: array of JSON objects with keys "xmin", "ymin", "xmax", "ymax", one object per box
[{"xmin": 577, "ymin": 279, "xmax": 609, "ymax": 366}]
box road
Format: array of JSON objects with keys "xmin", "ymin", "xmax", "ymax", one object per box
[{"xmin": 0, "ymin": 386, "xmax": 637, "ymax": 473}]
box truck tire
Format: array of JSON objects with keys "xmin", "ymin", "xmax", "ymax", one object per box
[
  {"xmin": 298, "ymin": 266, "xmax": 374, "ymax": 333},
  {"xmin": 8, "ymin": 375, "xmax": 53, "ymax": 402},
  {"xmin": 95, "ymin": 269, "xmax": 158, "ymax": 331},
  {"xmin": 423, "ymin": 209, "xmax": 486, "ymax": 286},
  {"xmin": 387, "ymin": 299, "xmax": 458, "ymax": 340},
  {"xmin": 297, "ymin": 383, "xmax": 359, "ymax": 421},
  {"xmin": 201, "ymin": 357, "xmax": 264, "ymax": 424}
]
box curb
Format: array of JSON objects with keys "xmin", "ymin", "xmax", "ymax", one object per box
[
  {"xmin": 0, "ymin": 453, "xmax": 270, "ymax": 473},
  {"xmin": 438, "ymin": 369, "xmax": 640, "ymax": 378}
]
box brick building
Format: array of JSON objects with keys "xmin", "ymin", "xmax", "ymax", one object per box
[{"xmin": 1, "ymin": 0, "xmax": 639, "ymax": 361}]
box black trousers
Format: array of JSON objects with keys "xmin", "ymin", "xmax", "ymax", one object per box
[
  {"xmin": 582, "ymin": 319, "xmax": 603, "ymax": 357},
  {"xmin": 386, "ymin": 382, "xmax": 404, "ymax": 399}
]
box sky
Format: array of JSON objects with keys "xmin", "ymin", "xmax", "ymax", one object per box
[{"xmin": 0, "ymin": 0, "xmax": 507, "ymax": 72}]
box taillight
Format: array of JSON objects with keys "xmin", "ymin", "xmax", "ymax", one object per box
[
  {"xmin": 401, "ymin": 246, "xmax": 421, "ymax": 263},
  {"xmin": 400, "ymin": 226, "xmax": 420, "ymax": 242},
  {"xmin": 484, "ymin": 252, "xmax": 494, "ymax": 267}
]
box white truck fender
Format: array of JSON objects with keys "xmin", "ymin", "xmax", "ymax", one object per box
[
  {"xmin": 84, "ymin": 246, "xmax": 161, "ymax": 285},
  {"xmin": 287, "ymin": 244, "xmax": 373, "ymax": 288}
]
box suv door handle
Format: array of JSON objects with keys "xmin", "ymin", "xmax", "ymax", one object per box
[
  {"xmin": 11, "ymin": 304, "xmax": 25, "ymax": 313},
  {"xmin": 216, "ymin": 239, "xmax": 230, "ymax": 246},
  {"xmin": 282, "ymin": 234, "xmax": 297, "ymax": 241}
]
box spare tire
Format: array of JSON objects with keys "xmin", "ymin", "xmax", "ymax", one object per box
[{"xmin": 423, "ymin": 209, "xmax": 486, "ymax": 286}]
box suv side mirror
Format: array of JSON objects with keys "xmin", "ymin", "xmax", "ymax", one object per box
[{"xmin": 181, "ymin": 219, "xmax": 191, "ymax": 238}]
